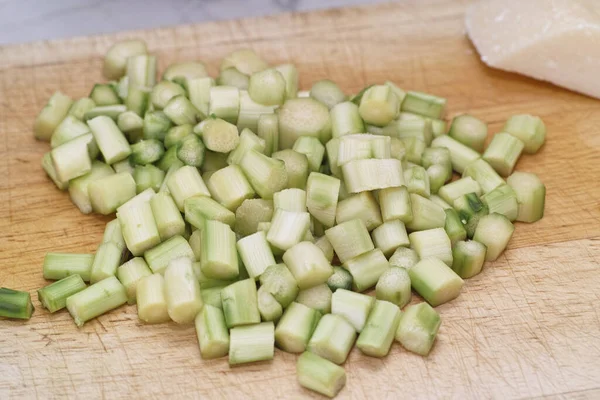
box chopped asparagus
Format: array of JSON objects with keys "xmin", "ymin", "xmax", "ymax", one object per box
[
  {"xmin": 34, "ymin": 91, "xmax": 73, "ymax": 141},
  {"xmin": 507, "ymin": 172, "xmax": 546, "ymax": 223},
  {"xmin": 136, "ymin": 273, "xmax": 170, "ymax": 324},
  {"xmin": 308, "ymin": 313, "xmax": 356, "ymax": 364},
  {"xmin": 344, "ymin": 248, "xmax": 390, "ymax": 292},
  {"xmin": 274, "ymin": 63, "xmax": 299, "ymax": 99},
  {"xmin": 0, "ymin": 288, "xmax": 34, "ymax": 320},
  {"xmin": 234, "ymin": 198, "xmax": 274, "ymax": 237},
  {"xmin": 306, "ymin": 172, "xmax": 340, "ymax": 228},
  {"xmin": 43, "ymin": 253, "xmax": 94, "ymax": 282},
  {"xmin": 184, "ymin": 195, "xmax": 235, "ymax": 229},
  {"xmin": 325, "ymin": 219, "xmax": 374, "ymax": 264},
  {"xmin": 144, "ymin": 235, "xmax": 194, "ymax": 274},
  {"xmin": 326, "ymin": 266, "xmax": 353, "ymax": 293},
  {"xmin": 314, "ymin": 235, "xmax": 335, "ymax": 263},
  {"xmin": 259, "ymin": 263, "xmax": 299, "ymax": 308},
  {"xmin": 237, "ymin": 231, "xmax": 276, "ymax": 279},
  {"xmin": 409, "ymin": 258, "xmax": 464, "ymax": 307},
  {"xmin": 448, "ymin": 114, "xmax": 487, "ymax": 153},
  {"xmin": 405, "ymin": 194, "xmax": 446, "ymax": 231},
  {"xmin": 481, "ymin": 184, "xmax": 519, "ymax": 222},
  {"xmin": 195, "ymin": 304, "xmax": 230, "ymax": 359},
  {"xmin": 371, "ymin": 220, "xmax": 410, "ymax": 257},
  {"xmin": 438, "ymin": 176, "xmax": 482, "ymax": 205},
  {"xmin": 229, "ymin": 322, "xmax": 275, "ymax": 365},
  {"xmin": 503, "ymin": 114, "xmax": 546, "ymax": 154},
  {"xmin": 296, "ymin": 283, "xmax": 333, "ymax": 314},
  {"xmin": 282, "ymin": 241, "xmax": 333, "ymax": 290},
  {"xmin": 473, "ymin": 213, "xmax": 515, "ymax": 261},
  {"xmin": 293, "ymin": 136, "xmax": 325, "ymax": 172},
  {"xmin": 221, "ymin": 49, "xmax": 268, "ymax": 75},
  {"xmin": 240, "ymin": 149, "xmax": 287, "ymax": 199},
  {"xmin": 336, "ymin": 192, "xmax": 383, "ymax": 231},
  {"xmin": 409, "ymin": 227, "xmax": 453, "ymax": 267},
  {"xmin": 219, "ymin": 68, "xmax": 250, "ymax": 90},
  {"xmin": 389, "ymin": 247, "xmax": 420, "ymax": 269},
  {"xmin": 257, "ymin": 286, "xmax": 283, "ymax": 322},
  {"xmin": 116, "ymin": 257, "xmax": 152, "ymax": 304},
  {"xmin": 267, "ymin": 209, "xmax": 310, "ymax": 251},
  {"xmin": 483, "ymin": 132, "xmax": 524, "ymax": 177},
  {"xmin": 452, "ymin": 240, "xmax": 487, "ymax": 279},
  {"xmin": 401, "ymin": 91, "xmax": 446, "ymax": 119},
  {"xmin": 275, "ymin": 302, "xmax": 321, "ymax": 353},
  {"xmin": 431, "ymin": 135, "xmax": 481, "ymax": 174},
  {"xmin": 274, "ymin": 188, "xmax": 307, "ymax": 212},
  {"xmin": 376, "ymin": 267, "xmax": 411, "ymax": 307},
  {"xmin": 248, "ymin": 68, "xmax": 286, "ymax": 106},
  {"xmin": 66, "ymin": 276, "xmax": 127, "ymax": 327},
  {"xmin": 278, "ymin": 98, "xmax": 332, "ymax": 149},
  {"xmin": 331, "ymin": 288, "xmax": 375, "ymax": 332},
  {"xmin": 38, "ymin": 274, "xmax": 87, "ymax": 313},
  {"xmin": 331, "ymin": 101, "xmax": 364, "ymax": 138},
  {"xmin": 405, "ymin": 165, "xmax": 431, "ymax": 198},
  {"xmin": 342, "ymin": 158, "xmax": 405, "ymax": 193},
  {"xmin": 356, "ymin": 299, "xmax": 402, "ymax": 357},
  {"xmin": 358, "ymin": 85, "xmax": 399, "ymax": 126},
  {"xmin": 297, "ymin": 352, "xmax": 346, "ymax": 398},
  {"xmin": 272, "ymin": 149, "xmax": 310, "ymax": 189},
  {"xmin": 104, "ymin": 39, "xmax": 147, "ymax": 79},
  {"xmin": 444, "ymin": 208, "xmax": 467, "ymax": 246},
  {"xmin": 378, "ymin": 186, "xmax": 413, "ymax": 223},
  {"xmin": 454, "ymin": 192, "xmax": 489, "ymax": 238},
  {"xmin": 221, "ymin": 279, "xmax": 260, "ymax": 328},
  {"xmin": 463, "ymin": 159, "xmax": 505, "ymax": 194},
  {"xmin": 395, "ymin": 302, "xmax": 441, "ymax": 356},
  {"xmin": 257, "ymin": 113, "xmax": 279, "ymax": 156},
  {"xmin": 164, "ymin": 257, "xmax": 203, "ymax": 324}
]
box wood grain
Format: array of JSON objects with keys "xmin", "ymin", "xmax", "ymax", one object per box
[{"xmin": 1, "ymin": 1, "xmax": 599, "ymax": 398}]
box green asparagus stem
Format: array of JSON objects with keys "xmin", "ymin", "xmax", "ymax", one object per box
[{"xmin": 0, "ymin": 288, "xmax": 34, "ymax": 320}]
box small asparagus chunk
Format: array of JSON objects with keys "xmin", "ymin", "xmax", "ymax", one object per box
[
  {"xmin": 149, "ymin": 192, "xmax": 185, "ymax": 240},
  {"xmin": 209, "ymin": 86, "xmax": 240, "ymax": 124},
  {"xmin": 129, "ymin": 139, "xmax": 165, "ymax": 166},
  {"xmin": 331, "ymin": 289, "xmax": 375, "ymax": 332},
  {"xmin": 221, "ymin": 49, "xmax": 268, "ymax": 75},
  {"xmin": 507, "ymin": 172, "xmax": 546, "ymax": 223},
  {"xmin": 163, "ymin": 61, "xmax": 208, "ymax": 85},
  {"xmin": 143, "ymin": 111, "xmax": 172, "ymax": 141},
  {"xmin": 448, "ymin": 114, "xmax": 487, "ymax": 153},
  {"xmin": 90, "ymin": 84, "xmax": 120, "ymax": 106},
  {"xmin": 133, "ymin": 164, "xmax": 164, "ymax": 192},
  {"xmin": 275, "ymin": 63, "xmax": 299, "ymax": 99},
  {"xmin": 344, "ymin": 248, "xmax": 390, "ymax": 292},
  {"xmin": 293, "ymin": 136, "xmax": 325, "ymax": 172},
  {"xmin": 401, "ymin": 137, "xmax": 427, "ymax": 164},
  {"xmin": 405, "ymin": 165, "xmax": 431, "ymax": 197},
  {"xmin": 116, "ymin": 201, "xmax": 160, "ymax": 257},
  {"xmin": 144, "ymin": 235, "xmax": 194, "ymax": 274},
  {"xmin": 201, "ymin": 286, "xmax": 224, "ymax": 309},
  {"xmin": 201, "ymin": 150, "xmax": 229, "ymax": 173},
  {"xmin": 38, "ymin": 275, "xmax": 87, "ymax": 313},
  {"xmin": 297, "ymin": 352, "xmax": 346, "ymax": 398},
  {"xmin": 0, "ymin": 288, "xmax": 34, "ymax": 320},
  {"xmin": 342, "ymin": 158, "xmax": 404, "ymax": 193},
  {"xmin": 195, "ymin": 304, "xmax": 230, "ymax": 359},
  {"xmin": 463, "ymin": 159, "xmax": 505, "ymax": 194},
  {"xmin": 430, "ymin": 194, "xmax": 453, "ymax": 210},
  {"xmin": 389, "ymin": 247, "xmax": 419, "ymax": 269},
  {"xmin": 325, "ymin": 219, "xmax": 374, "ymax": 263},
  {"xmin": 199, "ymin": 219, "xmax": 239, "ymax": 280},
  {"xmin": 126, "ymin": 54, "xmax": 156, "ymax": 87},
  {"xmin": 150, "ymin": 80, "xmax": 186, "ymax": 110},
  {"xmin": 310, "ymin": 79, "xmax": 346, "ymax": 109},
  {"xmin": 221, "ymin": 279, "xmax": 260, "ymax": 328},
  {"xmin": 164, "ymin": 257, "xmax": 203, "ymax": 324},
  {"xmin": 452, "ymin": 240, "xmax": 487, "ymax": 279},
  {"xmin": 401, "ymin": 91, "xmax": 446, "ymax": 119},
  {"xmin": 282, "ymin": 241, "xmax": 333, "ymax": 289},
  {"xmin": 337, "ymin": 134, "xmax": 391, "ymax": 166},
  {"xmin": 274, "ymin": 188, "xmax": 307, "ymax": 212},
  {"xmin": 384, "ymin": 80, "xmax": 406, "ymax": 104},
  {"xmin": 444, "ymin": 208, "xmax": 467, "ymax": 246},
  {"xmin": 272, "ymin": 149, "xmax": 309, "ymax": 189},
  {"xmin": 89, "ymin": 240, "xmax": 125, "ymax": 284},
  {"xmin": 116, "ymin": 257, "xmax": 152, "ymax": 304},
  {"xmin": 473, "ymin": 213, "xmax": 515, "ymax": 261},
  {"xmin": 137, "ymin": 273, "xmax": 170, "ymax": 324},
  {"xmin": 257, "ymin": 286, "xmax": 283, "ymax": 321},
  {"xmin": 388, "ymin": 119, "xmax": 433, "ymax": 146},
  {"xmin": 198, "ymin": 117, "xmax": 240, "ymax": 153},
  {"xmin": 315, "ymin": 236, "xmax": 335, "ymax": 263},
  {"xmin": 51, "ymin": 115, "xmax": 91, "ymax": 148},
  {"xmin": 306, "ymin": 172, "xmax": 340, "ymax": 228},
  {"xmin": 454, "ymin": 193, "xmax": 489, "ymax": 238},
  {"xmin": 125, "ymin": 85, "xmax": 150, "ymax": 117},
  {"xmin": 395, "ymin": 302, "xmax": 441, "ymax": 356},
  {"xmin": 234, "ymin": 199, "xmax": 274, "ymax": 237},
  {"xmin": 88, "ymin": 115, "xmax": 131, "ymax": 164},
  {"xmin": 278, "ymin": 98, "xmax": 332, "ymax": 149},
  {"xmin": 240, "ymin": 149, "xmax": 287, "ymax": 199},
  {"xmin": 248, "ymin": 68, "xmax": 286, "ymax": 106},
  {"xmin": 308, "ymin": 314, "xmax": 356, "ymax": 364},
  {"xmin": 482, "ymin": 132, "xmax": 524, "ymax": 177},
  {"xmin": 358, "ymin": 85, "xmax": 399, "ymax": 126},
  {"xmin": 422, "ymin": 146, "xmax": 452, "ymax": 172},
  {"xmin": 296, "ymin": 283, "xmax": 333, "ymax": 314},
  {"xmin": 219, "ymin": 67, "xmax": 250, "ymax": 90},
  {"xmin": 206, "ymin": 165, "xmax": 255, "ymax": 211},
  {"xmin": 42, "ymin": 152, "xmax": 69, "ymax": 190},
  {"xmin": 327, "ymin": 267, "xmax": 353, "ymax": 292},
  {"xmin": 164, "ymin": 124, "xmax": 192, "ymax": 149},
  {"xmin": 66, "ymin": 276, "xmax": 127, "ymax": 327},
  {"xmin": 409, "ymin": 258, "xmax": 464, "ymax": 307},
  {"xmin": 43, "ymin": 253, "xmax": 94, "ymax": 282},
  {"xmin": 503, "ymin": 114, "xmax": 546, "ymax": 154},
  {"xmin": 189, "ymin": 230, "xmax": 202, "ymax": 261},
  {"xmin": 116, "ymin": 187, "xmax": 155, "ymax": 212},
  {"xmin": 237, "ymin": 231, "xmax": 275, "ymax": 279},
  {"xmin": 69, "ymin": 97, "xmax": 96, "ymax": 121},
  {"xmin": 267, "ymin": 210, "xmax": 310, "ymax": 251},
  {"xmin": 166, "ymin": 166, "xmax": 210, "ymax": 211},
  {"xmin": 257, "ymin": 113, "xmax": 279, "ymax": 156},
  {"xmin": 88, "ymin": 172, "xmax": 136, "ymax": 215},
  {"xmin": 379, "ymin": 186, "xmax": 413, "ymax": 223},
  {"xmin": 175, "ymin": 134, "xmax": 204, "ymax": 167},
  {"xmin": 325, "ymin": 138, "xmax": 342, "ymax": 178},
  {"xmin": 229, "ymin": 322, "xmax": 275, "ymax": 365},
  {"xmin": 409, "ymin": 228, "xmax": 453, "ymax": 267},
  {"xmin": 275, "ymin": 302, "xmax": 321, "ymax": 353},
  {"xmin": 427, "ymin": 164, "xmax": 450, "ymax": 194},
  {"xmin": 188, "ymin": 77, "xmax": 214, "ymax": 119},
  {"xmin": 389, "ymin": 137, "xmax": 406, "ymax": 160},
  {"xmin": 356, "ymin": 300, "xmax": 401, "ymax": 357},
  {"xmin": 438, "ymin": 176, "xmax": 482, "ymax": 205},
  {"xmin": 481, "ymin": 184, "xmax": 519, "ymax": 222},
  {"xmin": 67, "ymin": 161, "xmax": 114, "ymax": 213},
  {"xmin": 83, "ymin": 104, "xmax": 127, "ymax": 121},
  {"xmin": 103, "ymin": 39, "xmax": 147, "ymax": 79},
  {"xmin": 51, "ymin": 134, "xmax": 96, "ymax": 182},
  {"xmin": 184, "ymin": 195, "xmax": 235, "ymax": 229},
  {"xmin": 34, "ymin": 91, "xmax": 73, "ymax": 140},
  {"xmin": 259, "ymin": 264, "xmax": 299, "ymax": 308},
  {"xmin": 164, "ymin": 95, "xmax": 199, "ymax": 126},
  {"xmin": 376, "ymin": 267, "xmax": 411, "ymax": 307},
  {"xmin": 405, "ymin": 194, "xmax": 446, "ymax": 231},
  {"xmin": 331, "ymin": 101, "xmax": 364, "ymax": 138},
  {"xmin": 194, "ymin": 262, "xmax": 236, "ymax": 289},
  {"xmin": 431, "ymin": 135, "xmax": 481, "ymax": 174},
  {"xmin": 227, "ymin": 127, "xmax": 266, "ymax": 165}
]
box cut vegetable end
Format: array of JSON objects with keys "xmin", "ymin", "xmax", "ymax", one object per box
[
  {"xmin": 0, "ymin": 288, "xmax": 35, "ymax": 320},
  {"xmin": 229, "ymin": 322, "xmax": 274, "ymax": 365},
  {"xmin": 297, "ymin": 351, "xmax": 346, "ymax": 398},
  {"xmin": 408, "ymin": 258, "xmax": 464, "ymax": 307},
  {"xmin": 395, "ymin": 302, "xmax": 441, "ymax": 356}
]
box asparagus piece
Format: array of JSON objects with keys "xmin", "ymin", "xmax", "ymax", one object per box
[
  {"xmin": 395, "ymin": 302, "xmax": 441, "ymax": 356},
  {"xmin": 331, "ymin": 289, "xmax": 375, "ymax": 332},
  {"xmin": 257, "ymin": 113, "xmax": 279, "ymax": 156},
  {"xmin": 358, "ymin": 85, "xmax": 399, "ymax": 127},
  {"xmin": 163, "ymin": 61, "xmax": 208, "ymax": 85},
  {"xmin": 37, "ymin": 274, "xmax": 86, "ymax": 313},
  {"xmin": 43, "ymin": 253, "xmax": 94, "ymax": 282},
  {"xmin": 405, "ymin": 165, "xmax": 431, "ymax": 198},
  {"xmin": 401, "ymin": 137, "xmax": 427, "ymax": 164},
  {"xmin": 482, "ymin": 132, "xmax": 524, "ymax": 177},
  {"xmin": 234, "ymin": 198, "xmax": 274, "ymax": 237},
  {"xmin": 389, "ymin": 247, "xmax": 419, "ymax": 269},
  {"xmin": 326, "ymin": 267, "xmax": 353, "ymax": 293},
  {"xmin": 337, "ymin": 134, "xmax": 391, "ymax": 166},
  {"xmin": 221, "ymin": 49, "xmax": 268, "ymax": 75},
  {"xmin": 197, "ymin": 117, "xmax": 240, "ymax": 153},
  {"xmin": 448, "ymin": 114, "xmax": 487, "ymax": 153},
  {"xmin": 166, "ymin": 165, "xmax": 211, "ymax": 211},
  {"xmin": 257, "ymin": 286, "xmax": 283, "ymax": 322},
  {"xmin": 274, "ymin": 63, "xmax": 299, "ymax": 99},
  {"xmin": 473, "ymin": 213, "xmax": 515, "ymax": 261},
  {"xmin": 184, "ymin": 195, "xmax": 235, "ymax": 229},
  {"xmin": 463, "ymin": 159, "xmax": 505, "ymax": 194},
  {"xmin": 90, "ymin": 83, "xmax": 120, "ymax": 106},
  {"xmin": 148, "ymin": 192, "xmax": 185, "ymax": 241},
  {"xmin": 438, "ymin": 176, "xmax": 482, "ymax": 205},
  {"xmin": 227, "ymin": 127, "xmax": 266, "ymax": 165},
  {"xmin": 430, "ymin": 194, "xmax": 453, "ymax": 210},
  {"xmin": 236, "ymin": 231, "xmax": 275, "ymax": 279},
  {"xmin": 409, "ymin": 227, "xmax": 453, "ymax": 267},
  {"xmin": 201, "ymin": 286, "xmax": 225, "ymax": 310},
  {"xmin": 306, "ymin": 172, "xmax": 340, "ymax": 228},
  {"xmin": 267, "ymin": 210, "xmax": 310, "ymax": 251},
  {"xmin": 330, "ymin": 101, "xmax": 364, "ymax": 138},
  {"xmin": 206, "ymin": 165, "xmax": 255, "ymax": 211},
  {"xmin": 0, "ymin": 288, "xmax": 34, "ymax": 320},
  {"xmin": 431, "ymin": 135, "xmax": 481, "ymax": 174},
  {"xmin": 278, "ymin": 98, "xmax": 332, "ymax": 149},
  {"xmin": 221, "ymin": 279, "xmax": 261, "ymax": 328},
  {"xmin": 409, "ymin": 258, "xmax": 464, "ymax": 307},
  {"xmin": 259, "ymin": 263, "xmax": 299, "ymax": 308},
  {"xmin": 379, "ymin": 186, "xmax": 413, "ymax": 223},
  {"xmin": 144, "ymin": 111, "xmax": 173, "ymax": 141},
  {"xmin": 219, "ymin": 68, "xmax": 250, "ymax": 90},
  {"xmin": 310, "ymin": 79, "xmax": 346, "ymax": 109},
  {"xmin": 248, "ymin": 68, "xmax": 286, "ymax": 106},
  {"xmin": 272, "ymin": 149, "xmax": 310, "ymax": 189},
  {"xmin": 507, "ymin": 172, "xmax": 546, "ymax": 223},
  {"xmin": 88, "ymin": 172, "xmax": 136, "ymax": 215},
  {"xmin": 144, "ymin": 235, "xmax": 195, "ymax": 274},
  {"xmin": 188, "ymin": 77, "xmax": 214, "ymax": 119},
  {"xmin": 342, "ymin": 158, "xmax": 404, "ymax": 193},
  {"xmin": 69, "ymin": 97, "xmax": 96, "ymax": 121},
  {"xmin": 297, "ymin": 352, "xmax": 346, "ymax": 398},
  {"xmin": 164, "ymin": 257, "xmax": 203, "ymax": 323},
  {"xmin": 356, "ymin": 299, "xmax": 402, "ymax": 357},
  {"xmin": 51, "ymin": 115, "xmax": 91, "ymax": 148},
  {"xmin": 481, "ymin": 184, "xmax": 519, "ymax": 222},
  {"xmin": 296, "ymin": 283, "xmax": 333, "ymax": 314},
  {"xmin": 325, "ymin": 219, "xmax": 374, "ymax": 264},
  {"xmin": 282, "ymin": 241, "xmax": 333, "ymax": 290},
  {"xmin": 88, "ymin": 115, "xmax": 131, "ymax": 164},
  {"xmin": 314, "ymin": 235, "xmax": 335, "ymax": 263},
  {"xmin": 229, "ymin": 322, "xmax": 275, "ymax": 365},
  {"xmin": 401, "ymin": 91, "xmax": 446, "ymax": 119},
  {"xmin": 376, "ymin": 267, "xmax": 411, "ymax": 308},
  {"xmin": 454, "ymin": 192, "xmax": 489, "ymax": 238},
  {"xmin": 503, "ymin": 114, "xmax": 546, "ymax": 154},
  {"xmin": 42, "ymin": 152, "xmax": 69, "ymax": 190},
  {"xmin": 50, "ymin": 133, "xmax": 95, "ymax": 182},
  {"xmin": 405, "ymin": 194, "xmax": 446, "ymax": 231},
  {"xmin": 452, "ymin": 240, "xmax": 487, "ymax": 279},
  {"xmin": 336, "ymin": 191, "xmax": 383, "ymax": 231},
  {"xmin": 274, "ymin": 188, "xmax": 307, "ymax": 212},
  {"xmin": 89, "ymin": 240, "xmax": 125, "ymax": 284},
  {"xmin": 83, "ymin": 104, "xmax": 127, "ymax": 121},
  {"xmin": 444, "ymin": 208, "xmax": 468, "ymax": 246},
  {"xmin": 308, "ymin": 313, "xmax": 356, "ymax": 364},
  {"xmin": 240, "ymin": 149, "xmax": 288, "ymax": 199},
  {"xmin": 209, "ymin": 86, "xmax": 240, "ymax": 124},
  {"xmin": 195, "ymin": 304, "xmax": 230, "ymax": 359},
  {"xmin": 116, "ymin": 201, "xmax": 160, "ymax": 257},
  {"xmin": 427, "ymin": 164, "xmax": 450, "ymax": 194},
  {"xmin": 275, "ymin": 302, "xmax": 321, "ymax": 353},
  {"xmin": 371, "ymin": 220, "xmax": 409, "ymax": 257},
  {"xmin": 34, "ymin": 91, "xmax": 73, "ymax": 140},
  {"xmin": 343, "ymin": 248, "xmax": 390, "ymax": 292},
  {"xmin": 66, "ymin": 276, "xmax": 127, "ymax": 327},
  {"xmin": 104, "ymin": 39, "xmax": 147, "ymax": 79},
  {"xmin": 116, "ymin": 257, "xmax": 152, "ymax": 304},
  {"xmin": 388, "ymin": 119, "xmax": 433, "ymax": 146},
  {"xmin": 293, "ymin": 136, "xmax": 325, "ymax": 172},
  {"xmin": 136, "ymin": 273, "xmax": 170, "ymax": 324},
  {"xmin": 150, "ymin": 80, "xmax": 186, "ymax": 110}
]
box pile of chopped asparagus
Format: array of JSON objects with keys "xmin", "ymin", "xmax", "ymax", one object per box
[{"xmin": 2, "ymin": 39, "xmax": 548, "ymax": 397}]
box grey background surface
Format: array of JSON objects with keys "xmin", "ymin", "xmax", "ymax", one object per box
[{"xmin": 0, "ymin": 0, "xmax": 381, "ymax": 45}]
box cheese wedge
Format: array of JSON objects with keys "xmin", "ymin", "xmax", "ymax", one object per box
[{"xmin": 466, "ymin": 0, "xmax": 600, "ymax": 98}]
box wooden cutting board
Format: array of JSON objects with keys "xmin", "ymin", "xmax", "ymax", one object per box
[{"xmin": 1, "ymin": 0, "xmax": 599, "ymax": 398}]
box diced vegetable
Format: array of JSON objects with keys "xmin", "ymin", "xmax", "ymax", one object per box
[
  {"xmin": 409, "ymin": 258, "xmax": 464, "ymax": 307},
  {"xmin": 395, "ymin": 302, "xmax": 441, "ymax": 356}
]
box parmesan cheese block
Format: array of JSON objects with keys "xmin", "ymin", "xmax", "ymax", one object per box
[{"xmin": 466, "ymin": 0, "xmax": 600, "ymax": 98}]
